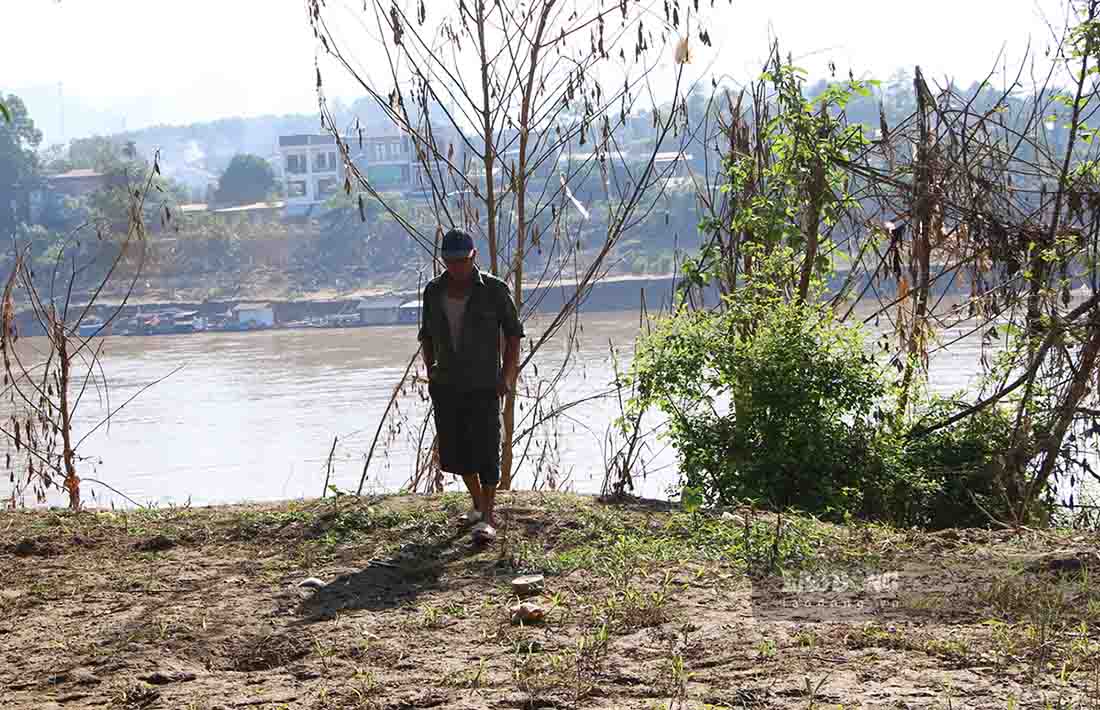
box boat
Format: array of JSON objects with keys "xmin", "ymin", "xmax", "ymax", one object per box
[
  {"xmin": 322, "ymin": 312, "xmax": 362, "ymax": 328},
  {"xmin": 170, "ymin": 310, "xmax": 199, "ymax": 334},
  {"xmin": 77, "ymin": 318, "xmax": 107, "ymax": 338}
]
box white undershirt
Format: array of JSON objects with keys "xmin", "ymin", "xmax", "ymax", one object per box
[{"xmin": 444, "ymin": 292, "xmax": 469, "ymax": 347}]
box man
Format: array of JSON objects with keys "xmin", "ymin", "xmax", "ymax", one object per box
[{"xmin": 418, "ymin": 228, "xmax": 524, "ymax": 542}]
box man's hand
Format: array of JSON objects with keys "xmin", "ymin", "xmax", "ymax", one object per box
[
  {"xmin": 499, "ymin": 335, "xmax": 521, "ymax": 398},
  {"xmin": 496, "ymin": 370, "xmax": 515, "ymax": 398},
  {"xmin": 421, "ymin": 337, "xmax": 434, "ymax": 383}
]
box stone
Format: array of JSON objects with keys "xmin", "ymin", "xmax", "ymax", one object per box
[
  {"xmin": 139, "ymin": 670, "xmax": 197, "ymax": 685},
  {"xmin": 292, "ymin": 667, "xmax": 321, "ymax": 681},
  {"xmin": 70, "ymin": 669, "xmax": 101, "ymax": 686},
  {"xmin": 511, "ymin": 575, "xmax": 544, "ymax": 597},
  {"xmin": 48, "ymin": 668, "xmax": 100, "ymax": 688},
  {"xmin": 12, "ymin": 538, "xmax": 60, "ymax": 557},
  {"xmin": 134, "ymin": 534, "xmax": 177, "ymax": 552},
  {"xmin": 510, "ymin": 602, "xmax": 545, "ymax": 625},
  {"xmin": 1027, "ymin": 550, "xmax": 1100, "ymax": 575}
]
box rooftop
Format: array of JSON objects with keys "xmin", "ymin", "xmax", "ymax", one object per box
[
  {"xmin": 212, "ymin": 201, "xmax": 285, "ymax": 214},
  {"xmin": 557, "ymin": 151, "xmax": 692, "ymax": 164},
  {"xmin": 48, "ymin": 169, "xmax": 105, "ymax": 180},
  {"xmin": 357, "ymin": 296, "xmax": 406, "ymax": 309},
  {"xmin": 177, "ymin": 201, "xmax": 286, "ymax": 215},
  {"xmin": 278, "ymin": 134, "xmax": 337, "ymax": 147}
]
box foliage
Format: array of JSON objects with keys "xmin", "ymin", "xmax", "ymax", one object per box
[
  {"xmin": 636, "ymin": 61, "xmax": 900, "ymax": 521},
  {"xmin": 882, "ymin": 396, "xmax": 1037, "ymax": 528},
  {"xmin": 632, "ymin": 277, "xmax": 1032, "ymax": 528},
  {"xmin": 632, "ymin": 251, "xmax": 887, "ymax": 518},
  {"xmin": 682, "ymin": 58, "xmax": 870, "ymax": 298},
  {"xmin": 215, "ymin": 153, "xmax": 276, "ymax": 206},
  {"xmin": 0, "ymin": 94, "xmax": 43, "ymax": 237},
  {"xmin": 312, "ymin": 193, "xmax": 424, "ymax": 275},
  {"xmin": 633, "ymin": 23, "xmax": 1100, "ymax": 530},
  {"xmin": 46, "ymin": 135, "xmax": 134, "ymax": 174},
  {"xmin": 15, "ymin": 223, "xmax": 64, "ymax": 268}
]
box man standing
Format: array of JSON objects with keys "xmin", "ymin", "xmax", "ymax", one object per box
[{"xmin": 418, "ymin": 229, "xmax": 524, "ymax": 542}]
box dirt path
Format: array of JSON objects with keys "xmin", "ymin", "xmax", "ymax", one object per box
[{"xmin": 2, "ymin": 493, "xmax": 1098, "ymax": 709}]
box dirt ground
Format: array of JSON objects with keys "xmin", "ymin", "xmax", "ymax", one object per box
[{"xmin": 2, "ymin": 492, "xmax": 1099, "ymax": 709}]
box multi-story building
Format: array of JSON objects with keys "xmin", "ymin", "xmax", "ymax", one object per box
[
  {"xmin": 277, "ymin": 134, "xmax": 342, "ymax": 216},
  {"xmin": 277, "ymin": 127, "xmax": 423, "ymax": 216},
  {"xmin": 347, "ymin": 123, "xmax": 417, "ymax": 191}
]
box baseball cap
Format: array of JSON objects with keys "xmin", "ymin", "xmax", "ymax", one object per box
[{"xmin": 441, "ymin": 229, "xmax": 475, "ymax": 260}]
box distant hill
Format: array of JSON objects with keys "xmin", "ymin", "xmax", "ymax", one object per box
[
  {"xmin": 11, "ymin": 85, "xmax": 327, "ymax": 196},
  {"xmin": 117, "ymin": 113, "xmax": 321, "ymax": 196}
]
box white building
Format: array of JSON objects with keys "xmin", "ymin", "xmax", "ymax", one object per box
[
  {"xmin": 398, "ymin": 301, "xmax": 421, "ymax": 325},
  {"xmin": 233, "ymin": 303, "xmax": 275, "ymax": 328},
  {"xmin": 276, "ymin": 124, "xmax": 461, "ymax": 216},
  {"xmin": 278, "ymin": 134, "xmax": 342, "ymax": 217}
]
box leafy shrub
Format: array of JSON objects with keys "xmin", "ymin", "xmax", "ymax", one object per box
[
  {"xmin": 632, "ymin": 282, "xmax": 888, "ymax": 518},
  {"xmin": 631, "ymin": 275, "xmax": 1033, "ymax": 528},
  {"xmin": 879, "ymin": 397, "xmax": 1044, "ymax": 529}
]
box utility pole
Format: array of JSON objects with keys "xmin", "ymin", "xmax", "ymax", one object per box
[{"xmin": 58, "ymin": 82, "xmax": 64, "ymax": 143}]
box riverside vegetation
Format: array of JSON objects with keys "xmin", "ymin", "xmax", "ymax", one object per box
[{"xmin": 6, "ymin": 0, "xmax": 1100, "ymax": 706}]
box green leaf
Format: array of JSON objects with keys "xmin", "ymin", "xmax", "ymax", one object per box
[
  {"xmin": 682, "ymin": 485, "xmax": 704, "ymax": 514},
  {"xmin": 0, "ymin": 101, "xmax": 10, "ymax": 124}
]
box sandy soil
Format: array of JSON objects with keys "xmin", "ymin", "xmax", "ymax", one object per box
[{"xmin": 2, "ymin": 493, "xmax": 1099, "ymax": 709}]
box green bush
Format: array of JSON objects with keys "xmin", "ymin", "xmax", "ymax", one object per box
[
  {"xmin": 879, "ymin": 397, "xmax": 1042, "ymax": 529},
  {"xmin": 632, "ymin": 285, "xmax": 888, "ymax": 518},
  {"xmin": 631, "ymin": 281, "xmax": 1031, "ymax": 529}
]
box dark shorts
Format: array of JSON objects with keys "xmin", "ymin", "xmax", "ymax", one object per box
[{"xmin": 429, "ymin": 383, "xmax": 501, "ymax": 487}]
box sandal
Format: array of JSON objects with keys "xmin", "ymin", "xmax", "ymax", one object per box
[
  {"xmin": 471, "ymin": 521, "xmax": 497, "ymax": 543},
  {"xmin": 458, "ymin": 510, "xmax": 482, "ymax": 526}
]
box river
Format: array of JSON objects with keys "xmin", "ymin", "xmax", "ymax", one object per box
[{"xmin": 0, "ymin": 309, "xmax": 1008, "ymax": 509}]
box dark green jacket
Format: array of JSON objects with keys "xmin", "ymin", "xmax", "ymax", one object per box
[{"xmin": 418, "ymin": 268, "xmax": 524, "ymax": 391}]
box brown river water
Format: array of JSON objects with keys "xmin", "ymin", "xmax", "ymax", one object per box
[{"xmin": 0, "ymin": 309, "xmax": 1011, "ymax": 509}]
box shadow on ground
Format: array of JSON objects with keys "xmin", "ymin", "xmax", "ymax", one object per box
[{"xmin": 295, "ymin": 528, "xmax": 484, "ymax": 622}]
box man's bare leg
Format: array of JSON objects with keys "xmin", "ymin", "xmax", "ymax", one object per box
[
  {"xmin": 461, "ymin": 474, "xmax": 483, "ymax": 513},
  {"xmin": 481, "ymin": 485, "xmax": 497, "ymax": 527}
]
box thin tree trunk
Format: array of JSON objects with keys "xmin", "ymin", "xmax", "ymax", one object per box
[
  {"xmin": 1020, "ymin": 307, "xmax": 1100, "ymax": 522},
  {"xmin": 358, "ymin": 347, "xmax": 419, "ymax": 495},
  {"xmin": 322, "ymin": 435, "xmax": 338, "ymax": 498},
  {"xmin": 796, "ymin": 158, "xmax": 826, "ymax": 304},
  {"xmin": 499, "ymin": 2, "xmax": 553, "ymax": 490},
  {"xmin": 475, "ymin": 0, "xmax": 498, "ymax": 275},
  {"xmin": 898, "ymin": 68, "xmax": 934, "ymax": 416},
  {"xmin": 1007, "ymin": 1, "xmax": 1097, "ymax": 506},
  {"xmin": 56, "ymin": 322, "xmax": 79, "ymax": 509}
]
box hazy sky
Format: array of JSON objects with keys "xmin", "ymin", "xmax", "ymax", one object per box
[{"xmin": 3, "ymin": 0, "xmax": 1070, "ymax": 144}]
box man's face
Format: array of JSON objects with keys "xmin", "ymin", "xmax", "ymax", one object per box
[{"xmin": 444, "ymin": 249, "xmax": 476, "ymax": 281}]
